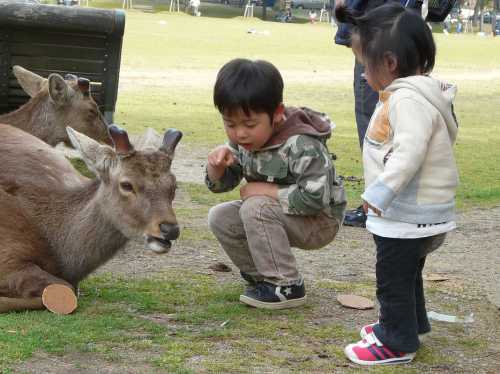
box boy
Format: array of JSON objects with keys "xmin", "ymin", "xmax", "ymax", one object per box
[{"xmin": 206, "ymin": 59, "xmax": 346, "ymax": 310}]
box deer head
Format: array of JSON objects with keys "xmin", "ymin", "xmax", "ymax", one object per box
[
  {"xmin": 13, "ymin": 65, "xmax": 111, "ymax": 146},
  {"xmin": 67, "ymin": 125, "xmax": 183, "ymax": 254}
]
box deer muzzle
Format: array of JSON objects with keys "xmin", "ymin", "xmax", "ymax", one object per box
[{"xmin": 145, "ymin": 223, "xmax": 180, "ymax": 254}]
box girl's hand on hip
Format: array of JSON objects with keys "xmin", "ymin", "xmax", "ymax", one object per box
[{"xmin": 363, "ymin": 200, "xmax": 382, "ymax": 216}]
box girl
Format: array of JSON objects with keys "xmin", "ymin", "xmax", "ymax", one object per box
[{"xmin": 336, "ymin": 2, "xmax": 459, "ymax": 365}]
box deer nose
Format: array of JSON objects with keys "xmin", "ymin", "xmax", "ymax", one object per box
[{"xmin": 159, "ymin": 223, "xmax": 180, "ymax": 240}]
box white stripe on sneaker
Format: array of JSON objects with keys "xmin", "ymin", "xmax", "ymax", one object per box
[{"xmin": 275, "ymin": 286, "xmax": 287, "ymax": 302}]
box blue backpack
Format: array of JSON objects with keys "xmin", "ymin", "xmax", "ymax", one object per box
[{"xmin": 334, "ymin": 0, "xmax": 457, "ymax": 46}]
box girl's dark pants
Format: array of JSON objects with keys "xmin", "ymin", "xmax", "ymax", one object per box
[{"xmin": 372, "ymin": 234, "xmax": 434, "ymax": 353}]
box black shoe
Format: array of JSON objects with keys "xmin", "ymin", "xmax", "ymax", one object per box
[
  {"xmin": 239, "ymin": 280, "xmax": 306, "ymax": 310},
  {"xmin": 240, "ymin": 271, "xmax": 257, "ymax": 286},
  {"xmin": 240, "ymin": 271, "xmax": 258, "ymax": 292},
  {"xmin": 343, "ymin": 205, "xmax": 367, "ymax": 228}
]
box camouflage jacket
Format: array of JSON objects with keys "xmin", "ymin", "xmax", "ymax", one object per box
[{"xmin": 206, "ymin": 107, "xmax": 346, "ymax": 221}]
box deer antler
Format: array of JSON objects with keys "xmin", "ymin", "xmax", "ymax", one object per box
[
  {"xmin": 77, "ymin": 78, "xmax": 90, "ymax": 96},
  {"xmin": 109, "ymin": 125, "xmax": 134, "ymax": 155},
  {"xmin": 160, "ymin": 129, "xmax": 183, "ymax": 154}
]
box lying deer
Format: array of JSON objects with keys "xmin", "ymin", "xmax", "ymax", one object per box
[
  {"xmin": 0, "ymin": 65, "xmax": 111, "ymax": 146},
  {"xmin": 0, "ymin": 123, "xmax": 182, "ymax": 314}
]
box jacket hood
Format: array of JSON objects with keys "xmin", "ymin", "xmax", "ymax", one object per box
[
  {"xmin": 262, "ymin": 107, "xmax": 334, "ymax": 149},
  {"xmin": 385, "ymin": 76, "xmax": 458, "ymax": 142}
]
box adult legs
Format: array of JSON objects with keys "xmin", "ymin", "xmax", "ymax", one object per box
[
  {"xmin": 354, "ymin": 60, "xmax": 378, "ymax": 149},
  {"xmin": 344, "ymin": 60, "xmax": 379, "ymax": 227}
]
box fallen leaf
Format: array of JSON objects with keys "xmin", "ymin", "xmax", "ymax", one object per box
[
  {"xmin": 209, "ymin": 262, "xmax": 232, "ymax": 272},
  {"xmin": 424, "ymin": 273, "xmax": 450, "ymax": 282},
  {"xmin": 337, "ymin": 294, "xmax": 374, "ymax": 310}
]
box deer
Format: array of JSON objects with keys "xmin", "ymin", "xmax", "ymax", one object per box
[
  {"xmin": 0, "ymin": 123, "xmax": 182, "ymax": 314},
  {"xmin": 0, "ymin": 65, "xmax": 111, "ymax": 146}
]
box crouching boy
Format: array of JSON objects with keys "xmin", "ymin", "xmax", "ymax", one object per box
[{"xmin": 206, "ymin": 59, "xmax": 346, "ymax": 310}]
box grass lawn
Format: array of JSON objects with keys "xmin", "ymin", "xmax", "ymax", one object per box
[
  {"xmin": 1, "ymin": 5, "xmax": 500, "ymax": 373},
  {"xmin": 108, "ymin": 8, "xmax": 500, "ymax": 208}
]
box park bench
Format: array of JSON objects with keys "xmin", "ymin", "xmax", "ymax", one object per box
[{"xmin": 0, "ymin": 1, "xmax": 125, "ymax": 122}]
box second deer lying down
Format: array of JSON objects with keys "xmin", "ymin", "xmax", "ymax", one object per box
[
  {"xmin": 0, "ymin": 124, "xmax": 182, "ymax": 314},
  {"xmin": 0, "ymin": 65, "xmax": 111, "ymax": 146}
]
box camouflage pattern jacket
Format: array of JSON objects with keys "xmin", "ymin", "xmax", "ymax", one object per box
[{"xmin": 206, "ymin": 107, "xmax": 346, "ymax": 221}]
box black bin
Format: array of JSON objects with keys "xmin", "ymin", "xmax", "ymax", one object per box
[{"xmin": 0, "ymin": 1, "xmax": 125, "ymax": 122}]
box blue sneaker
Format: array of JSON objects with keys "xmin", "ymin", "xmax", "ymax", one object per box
[
  {"xmin": 343, "ymin": 205, "xmax": 366, "ymax": 228},
  {"xmin": 239, "ymin": 280, "xmax": 306, "ymax": 309}
]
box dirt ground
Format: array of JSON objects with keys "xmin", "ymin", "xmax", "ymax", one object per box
[
  {"xmin": 17, "ymin": 146, "xmax": 499, "ymax": 373},
  {"xmin": 111, "ymin": 144, "xmax": 500, "ymax": 312},
  {"xmin": 13, "ymin": 71, "xmax": 500, "ymax": 373}
]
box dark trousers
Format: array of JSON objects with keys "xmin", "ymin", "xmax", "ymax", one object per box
[
  {"xmin": 354, "ymin": 60, "xmax": 378, "ymax": 149},
  {"xmin": 372, "ymin": 235, "xmax": 432, "ymax": 353}
]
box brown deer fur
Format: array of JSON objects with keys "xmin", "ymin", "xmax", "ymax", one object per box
[
  {"xmin": 0, "ymin": 124, "xmax": 182, "ymax": 313},
  {"xmin": 0, "ymin": 66, "xmax": 111, "ymax": 146}
]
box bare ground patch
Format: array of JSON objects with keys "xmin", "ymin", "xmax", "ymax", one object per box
[{"xmin": 14, "ymin": 351, "xmax": 164, "ymax": 374}]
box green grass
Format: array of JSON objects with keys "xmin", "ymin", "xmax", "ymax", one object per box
[
  {"xmin": 3, "ymin": 269, "xmax": 479, "ymax": 373},
  {"xmin": 0, "ymin": 272, "xmax": 369, "ymax": 372},
  {"xmin": 104, "ymin": 9, "xmax": 500, "ymax": 208}
]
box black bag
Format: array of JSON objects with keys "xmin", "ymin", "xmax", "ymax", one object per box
[
  {"xmin": 405, "ymin": 0, "xmax": 457, "ymax": 22},
  {"xmin": 426, "ymin": 0, "xmax": 457, "ymax": 22}
]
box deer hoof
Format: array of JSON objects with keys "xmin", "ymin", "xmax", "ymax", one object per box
[{"xmin": 42, "ymin": 284, "xmax": 78, "ymax": 315}]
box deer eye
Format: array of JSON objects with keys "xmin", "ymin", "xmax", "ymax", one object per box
[{"xmin": 119, "ymin": 181, "xmax": 134, "ymax": 193}]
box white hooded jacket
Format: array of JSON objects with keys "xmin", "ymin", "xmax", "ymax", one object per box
[{"xmin": 361, "ymin": 75, "xmax": 459, "ymax": 224}]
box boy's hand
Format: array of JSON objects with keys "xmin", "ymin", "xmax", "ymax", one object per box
[
  {"xmin": 240, "ymin": 182, "xmax": 278, "ymax": 201},
  {"xmin": 207, "ymin": 145, "xmax": 237, "ymax": 182},
  {"xmin": 363, "ymin": 200, "xmax": 382, "ymax": 216}
]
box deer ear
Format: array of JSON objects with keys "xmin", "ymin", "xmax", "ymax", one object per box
[
  {"xmin": 67, "ymin": 127, "xmax": 116, "ymax": 178},
  {"xmin": 160, "ymin": 129, "xmax": 183, "ymax": 154},
  {"xmin": 48, "ymin": 74, "xmax": 72, "ymax": 105},
  {"xmin": 13, "ymin": 65, "xmax": 47, "ymax": 97}
]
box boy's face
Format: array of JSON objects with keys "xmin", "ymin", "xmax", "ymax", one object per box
[{"xmin": 222, "ymin": 106, "xmax": 284, "ymax": 151}]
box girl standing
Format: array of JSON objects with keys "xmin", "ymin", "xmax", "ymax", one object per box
[{"xmin": 336, "ymin": 2, "xmax": 459, "ymax": 365}]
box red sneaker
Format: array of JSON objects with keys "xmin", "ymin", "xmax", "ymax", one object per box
[
  {"xmin": 345, "ymin": 332, "xmax": 415, "ymax": 365},
  {"xmin": 360, "ymin": 322, "xmax": 377, "ymax": 340},
  {"xmin": 360, "ymin": 322, "xmax": 429, "ymax": 342}
]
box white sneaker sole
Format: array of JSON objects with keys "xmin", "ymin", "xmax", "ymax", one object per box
[
  {"xmin": 239, "ymin": 295, "xmax": 306, "ymax": 310},
  {"xmin": 345, "ymin": 344, "xmax": 415, "ymax": 366}
]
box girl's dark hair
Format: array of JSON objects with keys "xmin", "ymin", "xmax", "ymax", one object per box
[
  {"xmin": 336, "ymin": 2, "xmax": 435, "ymax": 77},
  {"xmin": 213, "ymin": 59, "xmax": 283, "ymax": 119}
]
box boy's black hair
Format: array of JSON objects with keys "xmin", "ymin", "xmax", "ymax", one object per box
[
  {"xmin": 336, "ymin": 2, "xmax": 435, "ymax": 77},
  {"xmin": 213, "ymin": 59, "xmax": 283, "ymax": 119}
]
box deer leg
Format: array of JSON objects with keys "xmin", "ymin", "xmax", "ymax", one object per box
[
  {"xmin": 0, "ymin": 297, "xmax": 44, "ymax": 313},
  {"xmin": 0, "ymin": 264, "xmax": 77, "ymax": 314}
]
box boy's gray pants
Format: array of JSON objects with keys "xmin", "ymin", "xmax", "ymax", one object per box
[{"xmin": 208, "ymin": 196, "xmax": 340, "ymax": 286}]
